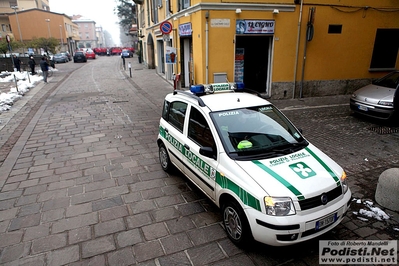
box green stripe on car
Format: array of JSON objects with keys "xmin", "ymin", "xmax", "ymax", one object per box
[
  {"xmin": 160, "ymin": 126, "xmax": 262, "ymax": 211},
  {"xmin": 305, "ymin": 147, "xmax": 340, "ymax": 186}
]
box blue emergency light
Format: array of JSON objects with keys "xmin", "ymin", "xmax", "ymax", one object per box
[{"xmin": 190, "ymin": 82, "xmax": 245, "ymax": 95}]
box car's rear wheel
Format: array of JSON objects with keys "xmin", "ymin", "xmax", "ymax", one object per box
[
  {"xmin": 159, "ymin": 143, "xmax": 172, "ymax": 173},
  {"xmin": 222, "ymin": 200, "xmax": 252, "ymax": 247}
]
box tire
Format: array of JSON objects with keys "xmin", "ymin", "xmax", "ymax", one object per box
[
  {"xmin": 222, "ymin": 200, "xmax": 252, "ymax": 247},
  {"xmin": 159, "ymin": 143, "xmax": 173, "ymax": 173}
]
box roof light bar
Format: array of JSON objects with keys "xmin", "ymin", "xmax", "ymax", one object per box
[{"xmin": 190, "ymin": 82, "xmax": 245, "ymax": 95}]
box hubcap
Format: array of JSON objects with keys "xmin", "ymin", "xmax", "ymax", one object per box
[
  {"xmin": 159, "ymin": 148, "xmax": 168, "ymax": 168},
  {"xmin": 224, "ymin": 206, "xmax": 242, "ymax": 240}
]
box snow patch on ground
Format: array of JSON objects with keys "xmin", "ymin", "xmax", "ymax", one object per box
[
  {"xmin": 352, "ymin": 198, "xmax": 390, "ymax": 221},
  {"xmin": 0, "ymin": 70, "xmax": 46, "ymax": 114}
]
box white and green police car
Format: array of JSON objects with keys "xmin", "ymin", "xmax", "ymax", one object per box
[{"xmin": 157, "ymin": 82, "xmax": 351, "ymax": 246}]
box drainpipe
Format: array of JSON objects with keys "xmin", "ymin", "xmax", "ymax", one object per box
[
  {"xmin": 205, "ymin": 11, "xmax": 209, "ymax": 84},
  {"xmin": 293, "ymin": 0, "xmax": 304, "ymax": 99}
]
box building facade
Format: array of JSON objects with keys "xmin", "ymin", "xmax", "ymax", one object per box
[
  {"xmin": 8, "ymin": 9, "xmax": 80, "ymax": 53},
  {"xmin": 72, "ymin": 15, "xmax": 98, "ymax": 49},
  {"xmin": 0, "ymin": 0, "xmax": 50, "ymax": 42},
  {"xmin": 1, "ymin": 0, "xmax": 80, "ymax": 54},
  {"xmin": 134, "ymin": 0, "xmax": 399, "ymax": 99}
]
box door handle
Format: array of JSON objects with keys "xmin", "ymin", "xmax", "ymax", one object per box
[{"xmin": 184, "ymin": 144, "xmax": 190, "ymax": 150}]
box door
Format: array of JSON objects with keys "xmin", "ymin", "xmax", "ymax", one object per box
[
  {"xmin": 182, "ymin": 106, "xmax": 218, "ymax": 200},
  {"xmin": 235, "ymin": 35, "xmax": 272, "ymax": 95}
]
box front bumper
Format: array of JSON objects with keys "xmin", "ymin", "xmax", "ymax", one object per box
[
  {"xmin": 246, "ymin": 189, "xmax": 352, "ymax": 246},
  {"xmin": 350, "ymin": 99, "xmax": 395, "ymax": 120}
]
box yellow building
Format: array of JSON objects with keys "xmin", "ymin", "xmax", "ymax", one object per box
[{"xmin": 134, "ymin": 0, "xmax": 399, "ymax": 98}]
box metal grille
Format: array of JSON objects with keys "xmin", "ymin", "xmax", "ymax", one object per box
[
  {"xmin": 299, "ymin": 186, "xmax": 342, "ymax": 211},
  {"xmin": 368, "ymin": 126, "xmax": 399, "ymax": 135}
]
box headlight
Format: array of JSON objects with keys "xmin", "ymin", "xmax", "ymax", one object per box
[
  {"xmin": 378, "ymin": 100, "xmax": 393, "ymax": 107},
  {"xmin": 264, "ymin": 196, "xmax": 296, "ymax": 216},
  {"xmin": 341, "ymin": 171, "xmax": 349, "ymax": 194}
]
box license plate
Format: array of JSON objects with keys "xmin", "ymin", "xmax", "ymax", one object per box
[
  {"xmin": 316, "ymin": 213, "xmax": 337, "ymax": 230},
  {"xmin": 358, "ymin": 105, "xmax": 368, "ymax": 111}
]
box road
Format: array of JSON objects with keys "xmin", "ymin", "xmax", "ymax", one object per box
[{"xmin": 0, "ymin": 56, "xmax": 398, "ymax": 265}]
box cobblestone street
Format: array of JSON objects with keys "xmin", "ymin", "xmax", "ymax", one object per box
[{"xmin": 0, "ymin": 56, "xmax": 397, "ymax": 265}]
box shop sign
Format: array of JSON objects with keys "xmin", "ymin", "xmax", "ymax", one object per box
[
  {"xmin": 179, "ymin": 23, "xmax": 192, "ymax": 37},
  {"xmin": 211, "ymin": 19, "xmax": 230, "ymax": 27},
  {"xmin": 236, "ymin": 20, "xmax": 275, "ymax": 34}
]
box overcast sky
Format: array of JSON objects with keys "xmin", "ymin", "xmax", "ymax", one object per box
[{"xmin": 50, "ymin": 0, "xmax": 121, "ymax": 45}]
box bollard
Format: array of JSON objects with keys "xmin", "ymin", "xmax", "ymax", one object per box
[
  {"xmin": 375, "ymin": 168, "xmax": 399, "ymax": 211},
  {"xmin": 128, "ymin": 62, "xmax": 132, "ymax": 78},
  {"xmin": 13, "ymin": 74, "xmax": 18, "ymax": 92}
]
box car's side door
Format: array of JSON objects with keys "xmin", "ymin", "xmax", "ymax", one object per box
[
  {"xmin": 182, "ymin": 106, "xmax": 218, "ymax": 200},
  {"xmin": 160, "ymin": 100, "xmax": 188, "ymax": 172}
]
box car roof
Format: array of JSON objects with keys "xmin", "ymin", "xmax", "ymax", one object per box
[{"xmin": 167, "ymin": 90, "xmax": 272, "ymax": 112}]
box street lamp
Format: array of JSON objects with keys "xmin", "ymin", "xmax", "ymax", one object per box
[
  {"xmin": 59, "ymin": 25, "xmax": 64, "ymax": 49},
  {"xmin": 11, "ymin": 5, "xmax": 25, "ymax": 56},
  {"xmin": 45, "ymin": 19, "xmax": 51, "ymax": 37},
  {"xmin": 11, "ymin": 6, "xmax": 23, "ymax": 42}
]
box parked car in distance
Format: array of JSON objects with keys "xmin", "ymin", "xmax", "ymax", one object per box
[
  {"xmin": 60, "ymin": 51, "xmax": 72, "ymax": 61},
  {"xmin": 121, "ymin": 49, "xmax": 133, "ymax": 58},
  {"xmin": 111, "ymin": 47, "xmax": 122, "ymax": 55},
  {"xmin": 85, "ymin": 51, "xmax": 96, "ymax": 59},
  {"xmin": 73, "ymin": 51, "xmax": 87, "ymax": 63},
  {"xmin": 53, "ymin": 53, "xmax": 69, "ymax": 63},
  {"xmin": 350, "ymin": 71, "xmax": 399, "ymax": 121}
]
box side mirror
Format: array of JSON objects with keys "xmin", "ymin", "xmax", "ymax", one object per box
[{"xmin": 199, "ymin": 146, "xmax": 216, "ymax": 159}]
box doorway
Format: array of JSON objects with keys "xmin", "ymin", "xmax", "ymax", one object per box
[{"xmin": 235, "ymin": 35, "xmax": 272, "ymax": 94}]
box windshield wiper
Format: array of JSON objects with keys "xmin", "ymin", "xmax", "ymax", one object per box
[{"xmin": 266, "ymin": 141, "xmax": 308, "ymax": 154}]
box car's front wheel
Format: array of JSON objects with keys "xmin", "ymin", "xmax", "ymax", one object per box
[
  {"xmin": 159, "ymin": 143, "xmax": 172, "ymax": 172},
  {"xmin": 222, "ymin": 200, "xmax": 252, "ymax": 247}
]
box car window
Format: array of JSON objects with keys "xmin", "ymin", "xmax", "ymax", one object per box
[
  {"xmin": 374, "ymin": 72, "xmax": 399, "ymax": 89},
  {"xmin": 211, "ymin": 105, "xmax": 306, "ymax": 158},
  {"xmin": 188, "ymin": 107, "xmax": 216, "ymax": 149},
  {"xmin": 167, "ymin": 101, "xmax": 187, "ymax": 132}
]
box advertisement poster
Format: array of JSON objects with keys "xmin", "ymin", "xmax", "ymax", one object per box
[
  {"xmin": 235, "ymin": 48, "xmax": 244, "ymax": 83},
  {"xmin": 165, "ymin": 46, "xmax": 177, "ymax": 64}
]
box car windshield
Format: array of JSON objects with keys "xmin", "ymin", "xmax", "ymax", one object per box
[
  {"xmin": 373, "ymin": 72, "xmax": 399, "ymax": 89},
  {"xmin": 210, "ymin": 105, "xmax": 308, "ymax": 160}
]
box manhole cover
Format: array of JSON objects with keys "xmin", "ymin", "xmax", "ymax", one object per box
[{"xmin": 368, "ymin": 126, "xmax": 399, "ymax": 135}]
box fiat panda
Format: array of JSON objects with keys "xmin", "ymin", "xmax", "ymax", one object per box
[{"xmin": 157, "ymin": 83, "xmax": 351, "ymax": 246}]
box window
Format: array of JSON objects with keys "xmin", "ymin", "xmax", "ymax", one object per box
[
  {"xmin": 177, "ymin": 0, "xmax": 190, "ymax": 11},
  {"xmin": 370, "ymin": 29, "xmax": 399, "ymax": 70},
  {"xmin": 188, "ymin": 107, "xmax": 215, "ymax": 149},
  {"xmin": 161, "ymin": 100, "xmax": 170, "ymax": 120},
  {"xmin": 168, "ymin": 101, "xmax": 187, "ymax": 132},
  {"xmin": 328, "ymin": 25, "xmax": 342, "ymax": 34}
]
